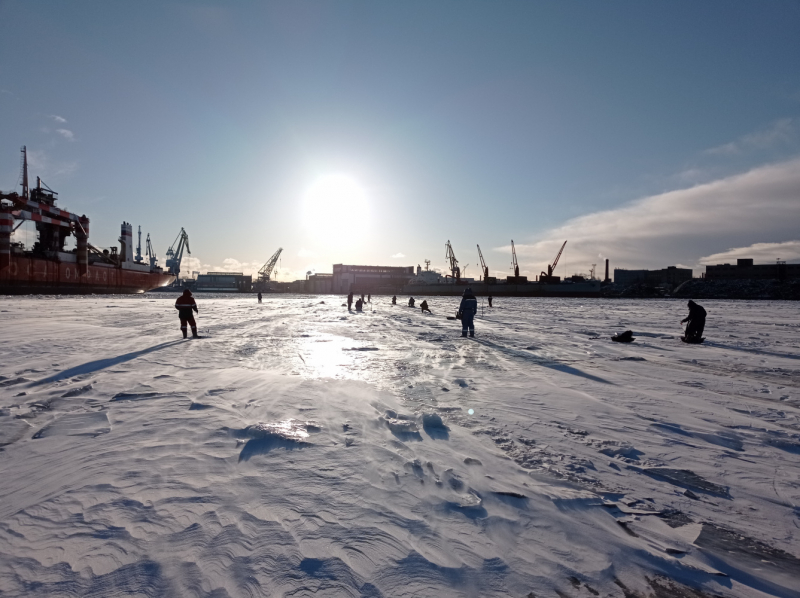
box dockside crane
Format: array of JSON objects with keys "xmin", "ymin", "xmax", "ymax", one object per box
[
  {"xmin": 540, "ymin": 240, "xmax": 567, "ymax": 283},
  {"xmin": 165, "ymin": 228, "xmax": 190, "ymax": 278},
  {"xmin": 445, "ymin": 240, "xmax": 460, "ymax": 280},
  {"xmin": 257, "ymin": 247, "xmax": 283, "ymax": 286},
  {"xmin": 145, "ymin": 233, "xmax": 157, "ymax": 268},
  {"xmin": 477, "ymin": 245, "xmax": 489, "ymax": 279},
  {"xmin": 511, "ymin": 240, "xmax": 520, "ymax": 278}
]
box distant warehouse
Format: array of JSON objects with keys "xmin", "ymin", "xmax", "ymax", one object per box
[
  {"xmin": 332, "ymin": 264, "xmax": 414, "ymax": 294},
  {"xmin": 614, "ymin": 266, "xmax": 692, "ymax": 288},
  {"xmin": 195, "ymin": 272, "xmax": 252, "ymax": 292},
  {"xmin": 705, "ymin": 259, "xmax": 800, "ymax": 280}
]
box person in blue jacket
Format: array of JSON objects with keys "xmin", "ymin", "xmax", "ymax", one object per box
[{"xmin": 457, "ymin": 288, "xmax": 478, "ymax": 337}]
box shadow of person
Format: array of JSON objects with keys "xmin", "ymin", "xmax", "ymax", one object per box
[{"xmin": 31, "ymin": 340, "xmax": 185, "ymax": 385}]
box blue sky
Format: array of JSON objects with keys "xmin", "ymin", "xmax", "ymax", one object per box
[{"xmin": 2, "ymin": 1, "xmax": 799, "ymax": 280}]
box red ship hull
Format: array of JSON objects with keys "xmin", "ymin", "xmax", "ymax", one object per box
[{"xmin": 0, "ymin": 255, "xmax": 175, "ymax": 294}]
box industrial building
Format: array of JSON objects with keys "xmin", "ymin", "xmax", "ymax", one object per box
[
  {"xmin": 705, "ymin": 258, "xmax": 800, "ymax": 280},
  {"xmin": 614, "ymin": 266, "xmax": 692, "ymax": 288},
  {"xmin": 306, "ymin": 273, "xmax": 333, "ymax": 294},
  {"xmin": 195, "ymin": 272, "xmax": 252, "ymax": 292},
  {"xmin": 332, "ymin": 264, "xmax": 414, "ymax": 294}
]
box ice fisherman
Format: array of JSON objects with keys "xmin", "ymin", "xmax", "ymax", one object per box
[
  {"xmin": 488, "ymin": 295, "xmax": 493, "ymax": 308},
  {"xmin": 355, "ymin": 298, "xmax": 363, "ymax": 312},
  {"xmin": 257, "ymin": 292, "xmax": 262, "ymax": 304},
  {"xmin": 392, "ymin": 295, "xmax": 397, "ymax": 305},
  {"xmin": 347, "ymin": 292, "xmax": 353, "ymax": 311},
  {"xmin": 175, "ymin": 289, "xmax": 199, "ymax": 339},
  {"xmin": 420, "ymin": 300, "xmax": 431, "ymax": 314},
  {"xmin": 408, "ymin": 297, "xmax": 415, "ymax": 307},
  {"xmin": 457, "ymin": 288, "xmax": 478, "ymax": 338},
  {"xmin": 368, "ymin": 294, "xmax": 371, "ymax": 303},
  {"xmin": 681, "ymin": 300, "xmax": 707, "ymax": 342}
]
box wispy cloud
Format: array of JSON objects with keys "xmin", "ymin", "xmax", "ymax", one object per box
[
  {"xmin": 48, "ymin": 114, "xmax": 67, "ymax": 123},
  {"xmin": 56, "ymin": 128, "xmax": 75, "ymax": 141},
  {"xmin": 391, "ymin": 252, "xmax": 405, "ymax": 258},
  {"xmin": 498, "ymin": 157, "xmax": 800, "ymax": 274},
  {"xmin": 700, "ymin": 241, "xmax": 800, "ymax": 265},
  {"xmin": 704, "ymin": 118, "xmax": 796, "ymax": 156}
]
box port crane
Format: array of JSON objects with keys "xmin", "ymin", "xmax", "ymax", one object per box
[
  {"xmin": 445, "ymin": 240, "xmax": 460, "ymax": 280},
  {"xmin": 540, "ymin": 240, "xmax": 567, "ymax": 283},
  {"xmin": 145, "ymin": 233, "xmax": 157, "ymax": 268},
  {"xmin": 477, "ymin": 245, "xmax": 489, "ymax": 279},
  {"xmin": 257, "ymin": 247, "xmax": 283, "ymax": 285},
  {"xmin": 511, "ymin": 240, "xmax": 520, "ymax": 277},
  {"xmin": 165, "ymin": 228, "xmax": 190, "ymax": 278}
]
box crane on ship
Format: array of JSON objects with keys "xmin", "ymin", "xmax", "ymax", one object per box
[
  {"xmin": 146, "ymin": 233, "xmax": 157, "ymax": 268},
  {"xmin": 511, "ymin": 240, "xmax": 520, "ymax": 278},
  {"xmin": 257, "ymin": 247, "xmax": 283, "ymax": 289},
  {"xmin": 445, "ymin": 240, "xmax": 460, "ymax": 280},
  {"xmin": 165, "ymin": 228, "xmax": 190, "ymax": 278},
  {"xmin": 540, "ymin": 240, "xmax": 567, "ymax": 283},
  {"xmin": 135, "ymin": 226, "xmax": 143, "ymax": 263},
  {"xmin": 477, "ymin": 245, "xmax": 489, "ymax": 280}
]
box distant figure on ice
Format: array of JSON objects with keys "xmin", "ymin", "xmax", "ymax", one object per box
[
  {"xmin": 488, "ymin": 295, "xmax": 493, "ymax": 307},
  {"xmin": 611, "ymin": 330, "xmax": 635, "ymax": 343},
  {"xmin": 408, "ymin": 297, "xmax": 415, "ymax": 308},
  {"xmin": 392, "ymin": 295, "xmax": 397, "ymax": 305},
  {"xmin": 457, "ymin": 288, "xmax": 478, "ymax": 338},
  {"xmin": 420, "ymin": 300, "xmax": 431, "ymax": 314},
  {"xmin": 361, "ymin": 293, "xmax": 365, "ymax": 304},
  {"xmin": 681, "ymin": 300, "xmax": 706, "ymax": 343},
  {"xmin": 257, "ymin": 292, "xmax": 262, "ymax": 304},
  {"xmin": 368, "ymin": 294, "xmax": 371, "ymax": 303},
  {"xmin": 347, "ymin": 292, "xmax": 353, "ymax": 311},
  {"xmin": 355, "ymin": 298, "xmax": 363, "ymax": 312},
  {"xmin": 175, "ymin": 289, "xmax": 199, "ymax": 339}
]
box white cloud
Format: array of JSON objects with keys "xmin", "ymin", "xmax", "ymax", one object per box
[
  {"xmin": 391, "ymin": 252, "xmax": 405, "ymax": 258},
  {"xmin": 700, "ymin": 241, "xmax": 800, "ymax": 265},
  {"xmin": 56, "ymin": 129, "xmax": 74, "ymax": 141},
  {"xmin": 48, "ymin": 114, "xmax": 67, "ymax": 123},
  {"xmin": 498, "ymin": 157, "xmax": 800, "ymax": 275},
  {"xmin": 705, "ymin": 118, "xmax": 796, "ymax": 156}
]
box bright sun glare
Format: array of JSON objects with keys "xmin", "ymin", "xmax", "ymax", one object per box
[{"xmin": 303, "ymin": 174, "xmax": 369, "ymax": 240}]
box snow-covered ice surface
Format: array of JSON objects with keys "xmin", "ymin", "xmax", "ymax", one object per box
[{"xmin": 1, "ymin": 295, "xmax": 798, "ymax": 597}]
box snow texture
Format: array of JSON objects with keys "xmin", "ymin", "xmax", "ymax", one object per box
[{"xmin": 0, "ymin": 294, "xmax": 799, "ymax": 597}]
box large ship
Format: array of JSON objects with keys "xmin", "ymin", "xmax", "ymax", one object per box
[{"xmin": 0, "ymin": 147, "xmax": 175, "ymax": 294}]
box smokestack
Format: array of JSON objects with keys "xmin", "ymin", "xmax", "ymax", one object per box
[{"xmin": 605, "ymin": 258, "xmax": 609, "ymax": 283}]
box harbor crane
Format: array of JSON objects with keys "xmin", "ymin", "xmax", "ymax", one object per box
[
  {"xmin": 257, "ymin": 247, "xmax": 283, "ymax": 285},
  {"xmin": 477, "ymin": 245, "xmax": 489, "ymax": 279},
  {"xmin": 511, "ymin": 240, "xmax": 520, "ymax": 277},
  {"xmin": 145, "ymin": 233, "xmax": 157, "ymax": 268},
  {"xmin": 540, "ymin": 240, "xmax": 567, "ymax": 283},
  {"xmin": 165, "ymin": 228, "xmax": 190, "ymax": 278},
  {"xmin": 445, "ymin": 240, "xmax": 460, "ymax": 280}
]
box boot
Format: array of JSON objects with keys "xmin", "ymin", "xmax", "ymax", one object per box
[
  {"xmin": 191, "ymin": 328, "xmax": 199, "ymax": 338},
  {"xmin": 461, "ymin": 330, "xmax": 468, "ymax": 338},
  {"xmin": 182, "ymin": 329, "xmax": 187, "ymax": 339},
  {"xmin": 469, "ymin": 331, "xmax": 474, "ymax": 338}
]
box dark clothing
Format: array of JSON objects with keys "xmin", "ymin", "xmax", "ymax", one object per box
[
  {"xmin": 458, "ymin": 292, "xmax": 478, "ymax": 337},
  {"xmin": 368, "ymin": 294, "xmax": 371, "ymax": 302},
  {"xmin": 488, "ymin": 296, "xmax": 493, "ymax": 307},
  {"xmin": 257, "ymin": 292, "xmax": 262, "ymax": 303},
  {"xmin": 408, "ymin": 297, "xmax": 415, "ymax": 307},
  {"xmin": 175, "ymin": 290, "xmax": 198, "ymax": 338},
  {"xmin": 355, "ymin": 299, "xmax": 363, "ymax": 312},
  {"xmin": 612, "ymin": 330, "xmax": 635, "ymax": 343},
  {"xmin": 392, "ymin": 296, "xmax": 396, "ymax": 305},
  {"xmin": 347, "ymin": 292, "xmax": 353, "ymax": 310},
  {"xmin": 420, "ymin": 300, "xmax": 431, "ymax": 314},
  {"xmin": 682, "ymin": 302, "xmax": 707, "ymax": 341}
]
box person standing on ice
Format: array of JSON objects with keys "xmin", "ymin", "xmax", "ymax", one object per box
[
  {"xmin": 488, "ymin": 295, "xmax": 493, "ymax": 308},
  {"xmin": 175, "ymin": 289, "xmax": 199, "ymax": 339},
  {"xmin": 681, "ymin": 300, "xmax": 706, "ymax": 342},
  {"xmin": 457, "ymin": 288, "xmax": 478, "ymax": 337},
  {"xmin": 392, "ymin": 295, "xmax": 397, "ymax": 305},
  {"xmin": 347, "ymin": 292, "xmax": 353, "ymax": 311},
  {"xmin": 408, "ymin": 296, "xmax": 415, "ymax": 307},
  {"xmin": 257, "ymin": 292, "xmax": 262, "ymax": 304}
]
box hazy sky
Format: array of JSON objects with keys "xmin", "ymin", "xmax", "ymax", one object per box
[{"xmin": 2, "ymin": 1, "xmax": 799, "ymax": 280}]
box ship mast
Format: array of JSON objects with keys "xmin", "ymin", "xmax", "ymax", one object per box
[{"xmin": 21, "ymin": 146, "xmax": 29, "ymax": 200}]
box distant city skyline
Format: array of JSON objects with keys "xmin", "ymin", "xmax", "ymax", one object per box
[{"xmin": 2, "ymin": 1, "xmax": 799, "ymax": 281}]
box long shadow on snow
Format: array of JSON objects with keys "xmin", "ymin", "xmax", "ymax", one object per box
[
  {"xmin": 238, "ymin": 436, "xmax": 309, "ymax": 462},
  {"xmin": 31, "ymin": 340, "xmax": 184, "ymax": 385},
  {"xmin": 473, "ymin": 338, "xmax": 613, "ymax": 385},
  {"xmin": 702, "ymin": 341, "xmax": 800, "ymax": 361}
]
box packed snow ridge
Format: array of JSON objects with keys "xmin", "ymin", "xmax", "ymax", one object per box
[{"xmin": 1, "ymin": 295, "xmax": 799, "ymax": 597}]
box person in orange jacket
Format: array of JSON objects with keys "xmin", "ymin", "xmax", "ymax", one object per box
[{"xmin": 175, "ymin": 289, "xmax": 199, "ymax": 338}]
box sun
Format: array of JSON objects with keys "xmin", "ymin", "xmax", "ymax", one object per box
[{"xmin": 303, "ymin": 174, "xmax": 369, "ymax": 240}]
